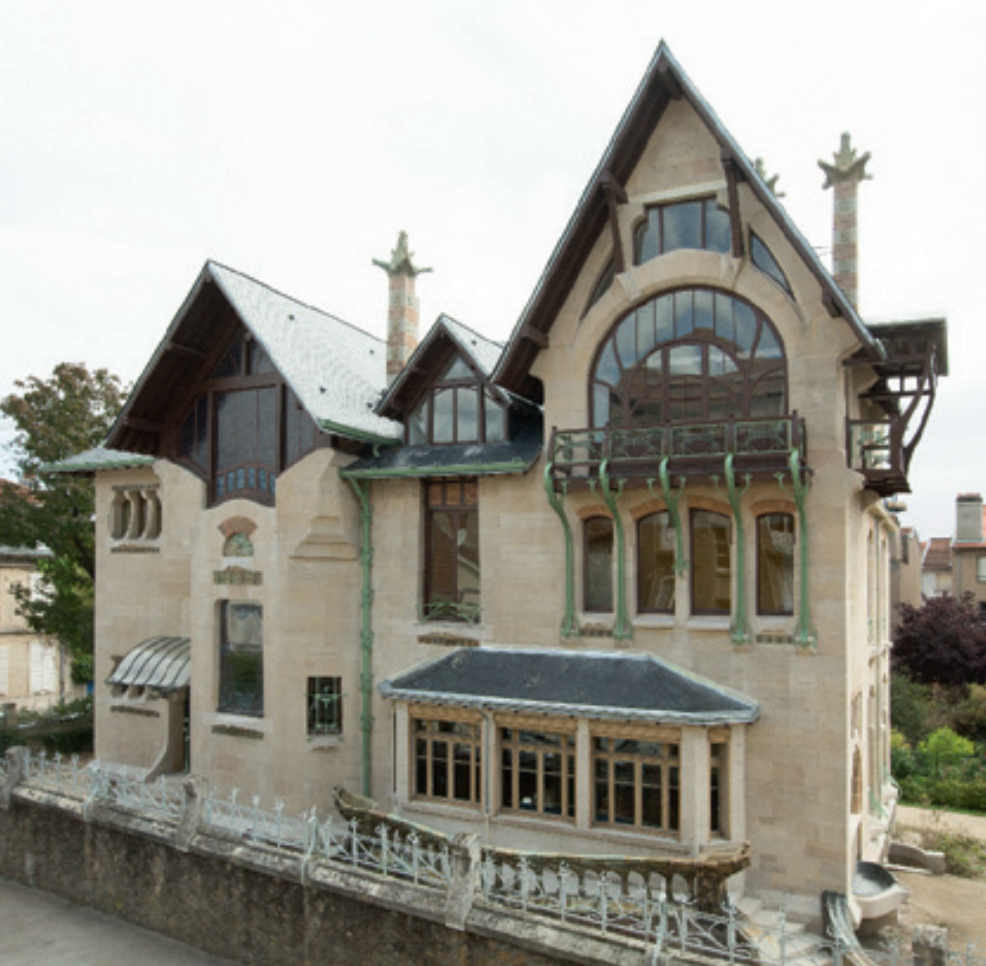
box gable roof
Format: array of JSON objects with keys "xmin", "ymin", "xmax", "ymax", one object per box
[
  {"xmin": 377, "ymin": 313, "xmax": 505, "ymax": 420},
  {"xmin": 380, "ymin": 646, "xmax": 759, "ymax": 725},
  {"xmin": 493, "ymin": 41, "xmax": 880, "ymax": 400},
  {"xmin": 922, "ymin": 536, "xmax": 952, "ymax": 570},
  {"xmin": 108, "ymin": 261, "xmax": 401, "ymax": 455}
]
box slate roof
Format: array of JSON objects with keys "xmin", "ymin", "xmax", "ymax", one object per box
[
  {"xmin": 380, "ymin": 647, "xmax": 759, "ymax": 725},
  {"xmin": 208, "ymin": 263, "xmax": 401, "ymax": 443},
  {"xmin": 106, "ymin": 636, "xmax": 190, "ymax": 695}
]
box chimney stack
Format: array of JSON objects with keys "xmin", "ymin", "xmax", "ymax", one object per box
[
  {"xmin": 373, "ymin": 231, "xmax": 431, "ymax": 384},
  {"xmin": 819, "ymin": 133, "xmax": 871, "ymax": 309},
  {"xmin": 956, "ymin": 493, "xmax": 984, "ymax": 544}
]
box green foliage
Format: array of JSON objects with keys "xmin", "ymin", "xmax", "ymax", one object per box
[
  {"xmin": 891, "ymin": 673, "xmax": 936, "ymax": 744},
  {"xmin": 0, "ymin": 362, "xmax": 127, "ymax": 681},
  {"xmin": 0, "ymin": 696, "xmax": 94, "ymax": 756},
  {"xmin": 919, "ymin": 727, "xmax": 976, "ymax": 773},
  {"xmin": 952, "ymin": 684, "xmax": 986, "ymax": 744}
]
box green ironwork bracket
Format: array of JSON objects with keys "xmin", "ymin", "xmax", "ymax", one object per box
[
  {"xmin": 715, "ymin": 456, "xmax": 752, "ymax": 645},
  {"xmin": 776, "ymin": 449, "xmax": 815, "ymax": 647},
  {"xmin": 590, "ymin": 460, "xmax": 632, "ymax": 641},
  {"xmin": 346, "ymin": 476, "xmax": 375, "ymax": 797},
  {"xmin": 544, "ymin": 463, "xmax": 580, "ymax": 639},
  {"xmin": 648, "ymin": 457, "xmax": 689, "ymax": 576}
]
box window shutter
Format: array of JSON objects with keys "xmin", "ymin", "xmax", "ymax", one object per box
[
  {"xmin": 30, "ymin": 641, "xmax": 53, "ymax": 693},
  {"xmin": 42, "ymin": 646, "xmax": 56, "ymax": 693}
]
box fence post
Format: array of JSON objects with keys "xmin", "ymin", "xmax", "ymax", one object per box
[
  {"xmin": 1, "ymin": 746, "xmax": 29, "ymax": 810},
  {"xmin": 444, "ymin": 832, "xmax": 481, "ymax": 930},
  {"xmin": 176, "ymin": 774, "xmax": 209, "ymax": 851}
]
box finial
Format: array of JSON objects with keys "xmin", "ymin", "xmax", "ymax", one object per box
[
  {"xmin": 753, "ymin": 158, "xmax": 784, "ymax": 198},
  {"xmin": 819, "ymin": 133, "xmax": 872, "ymax": 189},
  {"xmin": 373, "ymin": 230, "xmax": 432, "ymax": 278}
]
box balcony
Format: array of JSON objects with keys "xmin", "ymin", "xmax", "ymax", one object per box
[
  {"xmin": 547, "ymin": 413, "xmax": 807, "ymax": 487},
  {"xmin": 846, "ymin": 419, "xmax": 909, "ymax": 497}
]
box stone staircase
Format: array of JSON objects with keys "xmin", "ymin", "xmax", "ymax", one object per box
[{"xmin": 736, "ymin": 896, "xmax": 835, "ymax": 966}]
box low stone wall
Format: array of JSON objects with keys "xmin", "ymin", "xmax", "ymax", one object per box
[{"xmin": 0, "ymin": 776, "xmax": 646, "ymax": 966}]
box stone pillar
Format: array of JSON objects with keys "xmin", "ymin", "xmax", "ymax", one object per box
[
  {"xmin": 373, "ymin": 232, "xmax": 431, "ymax": 384},
  {"xmin": 444, "ymin": 832, "xmax": 481, "ymax": 930},
  {"xmin": 1, "ymin": 746, "xmax": 29, "ymax": 810},
  {"xmin": 819, "ymin": 133, "xmax": 871, "ymax": 309}
]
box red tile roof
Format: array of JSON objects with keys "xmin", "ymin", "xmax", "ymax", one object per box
[{"xmin": 923, "ymin": 537, "xmax": 953, "ymax": 570}]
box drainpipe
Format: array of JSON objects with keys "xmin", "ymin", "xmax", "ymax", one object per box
[
  {"xmin": 778, "ymin": 449, "xmax": 815, "ymax": 647},
  {"xmin": 543, "ymin": 463, "xmax": 580, "ymax": 638},
  {"xmin": 346, "ymin": 477, "xmax": 374, "ymax": 797},
  {"xmin": 593, "ymin": 460, "xmax": 631, "ymax": 640}
]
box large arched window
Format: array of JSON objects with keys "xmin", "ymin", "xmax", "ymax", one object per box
[{"xmin": 590, "ymin": 288, "xmax": 786, "ymax": 428}]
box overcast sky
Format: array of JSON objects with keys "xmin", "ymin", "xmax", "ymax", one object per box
[{"xmin": 1, "ymin": 0, "xmax": 982, "ymax": 539}]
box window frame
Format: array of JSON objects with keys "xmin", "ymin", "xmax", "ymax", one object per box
[
  {"xmin": 591, "ymin": 726, "xmax": 681, "ymax": 836},
  {"xmin": 690, "ymin": 509, "xmax": 732, "ymax": 616},
  {"xmin": 583, "ymin": 515, "xmax": 614, "ymax": 614},
  {"xmin": 977, "ymin": 556, "xmax": 986, "ymax": 583},
  {"xmin": 756, "ymin": 512, "xmax": 796, "ymax": 616},
  {"xmin": 307, "ymin": 676, "xmax": 343, "ymax": 736},
  {"xmin": 633, "ymin": 197, "xmax": 732, "ymax": 265},
  {"xmin": 422, "ymin": 479, "xmax": 481, "ymax": 622},
  {"xmin": 637, "ymin": 510, "xmax": 676, "ymax": 614},
  {"xmin": 410, "ymin": 707, "xmax": 483, "ymax": 808},
  {"xmin": 218, "ymin": 600, "xmax": 264, "ymax": 717},
  {"xmin": 499, "ymin": 719, "xmax": 577, "ymax": 822}
]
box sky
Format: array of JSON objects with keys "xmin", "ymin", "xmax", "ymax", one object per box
[{"xmin": 1, "ymin": 0, "xmax": 982, "ymax": 540}]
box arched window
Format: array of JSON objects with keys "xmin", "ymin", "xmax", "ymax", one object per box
[{"xmin": 590, "ymin": 288, "xmax": 786, "ymax": 428}]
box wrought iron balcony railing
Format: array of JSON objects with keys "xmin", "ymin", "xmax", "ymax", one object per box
[{"xmin": 547, "ymin": 413, "xmax": 807, "ymax": 485}]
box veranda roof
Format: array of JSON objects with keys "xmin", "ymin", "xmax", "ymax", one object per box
[{"xmin": 380, "ymin": 647, "xmax": 759, "ymax": 725}]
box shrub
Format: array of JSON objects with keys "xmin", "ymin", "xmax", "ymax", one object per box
[{"xmin": 919, "ymin": 728, "xmax": 976, "ymax": 775}]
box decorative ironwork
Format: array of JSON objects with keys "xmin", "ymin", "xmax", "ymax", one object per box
[
  {"xmin": 543, "ymin": 463, "xmax": 580, "ymax": 638},
  {"xmin": 416, "ymin": 601, "xmax": 484, "ymax": 624}
]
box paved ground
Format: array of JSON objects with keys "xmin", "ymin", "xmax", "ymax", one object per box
[{"xmin": 0, "ymin": 877, "xmax": 243, "ymax": 966}]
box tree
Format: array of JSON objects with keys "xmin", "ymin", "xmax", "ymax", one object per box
[
  {"xmin": 893, "ymin": 593, "xmax": 986, "ymax": 688},
  {"xmin": 0, "ymin": 363, "xmax": 127, "ymax": 681}
]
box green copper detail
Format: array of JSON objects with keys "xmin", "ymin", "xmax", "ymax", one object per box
[
  {"xmin": 591, "ymin": 460, "xmax": 632, "ymax": 641},
  {"xmin": 544, "ymin": 463, "xmax": 580, "ymax": 638},
  {"xmin": 777, "ymin": 449, "xmax": 815, "ymax": 647},
  {"xmin": 653, "ymin": 457, "xmax": 688, "ymax": 576},
  {"xmin": 346, "ymin": 476, "xmax": 375, "ymax": 796},
  {"xmin": 717, "ymin": 456, "xmax": 751, "ymax": 645}
]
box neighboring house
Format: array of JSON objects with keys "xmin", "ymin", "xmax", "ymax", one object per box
[
  {"xmin": 890, "ymin": 524, "xmax": 922, "ymax": 627},
  {"xmin": 58, "ymin": 44, "xmax": 947, "ymax": 922},
  {"xmin": 921, "ymin": 535, "xmax": 953, "ymax": 599},
  {"xmin": 0, "ymin": 542, "xmax": 69, "ymax": 713},
  {"xmin": 950, "ymin": 493, "xmax": 986, "ymax": 606}
]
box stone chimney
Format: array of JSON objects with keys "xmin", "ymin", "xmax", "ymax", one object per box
[
  {"xmin": 373, "ymin": 231, "xmax": 431, "ymax": 384},
  {"xmin": 955, "ymin": 493, "xmax": 984, "ymax": 543},
  {"xmin": 819, "ymin": 133, "xmax": 871, "ymax": 309}
]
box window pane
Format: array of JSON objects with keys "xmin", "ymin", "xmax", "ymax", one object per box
[
  {"xmin": 457, "ymin": 511, "xmax": 481, "ymax": 608},
  {"xmin": 219, "ymin": 602, "xmax": 263, "ymax": 716},
  {"xmin": 758, "ymin": 513, "xmax": 795, "ymax": 614},
  {"xmin": 257, "ymin": 387, "xmax": 278, "ymax": 468},
  {"xmin": 638, "ymin": 512, "xmax": 675, "ymax": 612},
  {"xmin": 662, "ymin": 201, "xmax": 702, "ymax": 252},
  {"xmin": 408, "ymin": 402, "xmax": 427, "ymax": 444},
  {"xmin": 428, "ymin": 511, "xmax": 457, "ymax": 604},
  {"xmin": 585, "ymin": 517, "xmax": 613, "ymax": 612},
  {"xmin": 484, "ymin": 393, "xmax": 505, "ymax": 442},
  {"xmin": 692, "ymin": 511, "xmax": 731, "ymax": 614},
  {"xmin": 635, "ymin": 210, "xmax": 661, "ymax": 264},
  {"xmin": 432, "ymin": 389, "xmax": 454, "ymax": 443},
  {"xmin": 705, "ymin": 199, "xmax": 732, "ymax": 253},
  {"xmin": 456, "ymin": 386, "xmax": 479, "ymax": 443}
]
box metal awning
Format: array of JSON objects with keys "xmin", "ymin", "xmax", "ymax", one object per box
[{"xmin": 107, "ymin": 636, "xmax": 190, "ymax": 695}]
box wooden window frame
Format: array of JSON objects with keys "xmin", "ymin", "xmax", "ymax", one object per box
[
  {"xmin": 422, "ymin": 479, "xmax": 481, "ymax": 621},
  {"xmin": 411, "ymin": 708, "xmax": 483, "ymax": 808},
  {"xmin": 633, "ymin": 197, "xmax": 731, "ymax": 265},
  {"xmin": 499, "ymin": 720, "xmax": 577, "ymax": 822},
  {"xmin": 591, "ymin": 724, "xmax": 681, "ymax": 836}
]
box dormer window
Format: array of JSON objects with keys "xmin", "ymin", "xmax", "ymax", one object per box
[
  {"xmin": 634, "ymin": 198, "xmax": 731, "ymax": 265},
  {"xmin": 406, "ymin": 355, "xmax": 506, "ymax": 445},
  {"xmin": 178, "ymin": 327, "xmax": 320, "ymax": 506}
]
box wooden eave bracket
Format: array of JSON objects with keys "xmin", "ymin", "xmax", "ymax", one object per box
[
  {"xmin": 600, "ymin": 171, "xmax": 628, "ymax": 274},
  {"xmin": 720, "ymin": 151, "xmax": 746, "ymax": 259},
  {"xmin": 518, "ymin": 324, "xmax": 549, "ymax": 349}
]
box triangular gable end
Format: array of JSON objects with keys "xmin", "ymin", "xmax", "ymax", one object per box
[
  {"xmin": 108, "ymin": 261, "xmax": 400, "ymax": 458},
  {"xmin": 494, "ymin": 41, "xmax": 881, "ymax": 402},
  {"xmin": 378, "ymin": 314, "xmax": 507, "ymax": 422}
]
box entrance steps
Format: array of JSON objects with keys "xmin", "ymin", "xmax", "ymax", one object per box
[{"xmin": 736, "ymin": 897, "xmax": 834, "ymax": 966}]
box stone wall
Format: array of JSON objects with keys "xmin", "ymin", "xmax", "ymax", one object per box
[{"xmin": 0, "ymin": 780, "xmax": 644, "ymax": 966}]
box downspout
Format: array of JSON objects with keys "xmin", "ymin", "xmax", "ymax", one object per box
[
  {"xmin": 718, "ymin": 455, "xmax": 751, "ymax": 645},
  {"xmin": 649, "ymin": 457, "xmax": 689, "ymax": 576},
  {"xmin": 544, "ymin": 463, "xmax": 580, "ymax": 638},
  {"xmin": 777, "ymin": 449, "xmax": 815, "ymax": 647},
  {"xmin": 346, "ymin": 476, "xmax": 375, "ymax": 796},
  {"xmin": 592, "ymin": 459, "xmax": 631, "ymax": 640}
]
